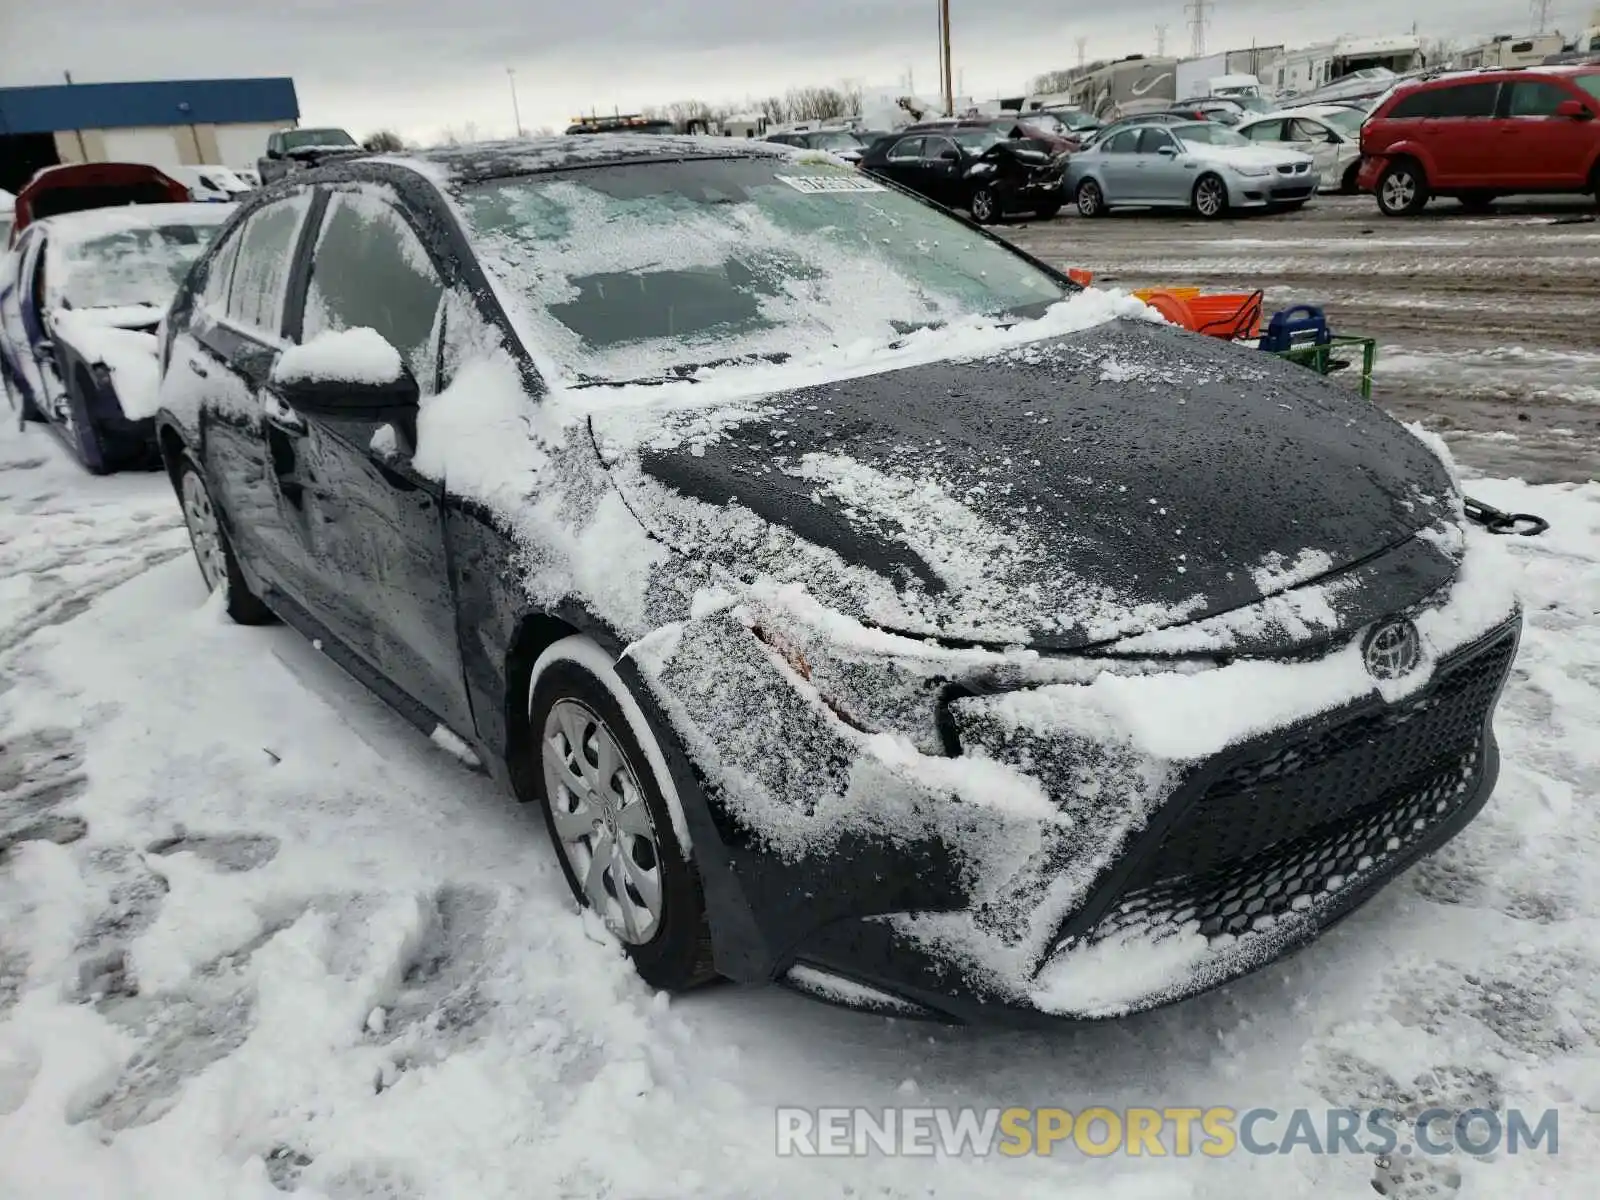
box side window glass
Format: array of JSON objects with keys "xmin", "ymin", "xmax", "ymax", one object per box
[
  {"xmin": 1104, "ymin": 130, "xmax": 1140, "ymax": 154},
  {"xmin": 303, "ymin": 192, "xmax": 446, "ymax": 393},
  {"xmin": 921, "ymin": 137, "xmax": 957, "ymax": 160},
  {"xmin": 199, "ymin": 232, "xmax": 241, "ymax": 313},
  {"xmin": 226, "ymin": 196, "xmax": 308, "ymax": 336},
  {"xmin": 1245, "ymin": 120, "xmax": 1284, "ymax": 141},
  {"xmin": 1289, "ymin": 119, "xmax": 1328, "ymax": 141},
  {"xmin": 1433, "ymin": 82, "xmax": 1500, "ymax": 118},
  {"xmin": 887, "ymin": 137, "xmax": 925, "ymax": 162},
  {"xmin": 1390, "ymin": 92, "xmax": 1439, "ymax": 119},
  {"xmin": 1138, "ymin": 129, "xmax": 1177, "ymax": 154},
  {"xmin": 1507, "ymin": 82, "xmax": 1570, "ymax": 116}
]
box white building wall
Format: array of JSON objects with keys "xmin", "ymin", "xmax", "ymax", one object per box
[
  {"xmin": 98, "ymin": 126, "xmax": 185, "ymax": 168},
  {"xmin": 211, "ymin": 122, "xmax": 283, "ymax": 168}
]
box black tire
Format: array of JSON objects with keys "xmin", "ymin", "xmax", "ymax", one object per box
[
  {"xmin": 969, "ymin": 185, "xmax": 1001, "ymax": 224},
  {"xmin": 1589, "ymin": 164, "xmax": 1600, "ymax": 209},
  {"xmin": 1458, "ymin": 192, "xmax": 1498, "ymax": 211},
  {"xmin": 1192, "ymin": 173, "xmax": 1229, "ymax": 220},
  {"xmin": 1075, "ymin": 178, "xmax": 1106, "ymax": 217},
  {"xmin": 1033, "ymin": 202, "xmax": 1062, "ymax": 220},
  {"xmin": 1376, "ymin": 160, "xmax": 1429, "ymax": 216},
  {"xmin": 529, "ymin": 651, "xmax": 715, "ymax": 992},
  {"xmin": 176, "ymin": 455, "xmax": 276, "ymax": 624},
  {"xmin": 1340, "ymin": 162, "xmax": 1361, "ymax": 194}
]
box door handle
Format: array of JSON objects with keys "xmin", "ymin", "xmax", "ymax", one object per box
[
  {"xmin": 188, "ymin": 360, "xmax": 209, "ymax": 379},
  {"xmin": 261, "ymin": 388, "xmax": 307, "ymax": 437}
]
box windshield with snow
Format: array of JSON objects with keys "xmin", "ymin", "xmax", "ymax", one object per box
[
  {"xmin": 1174, "ymin": 124, "xmax": 1252, "ymax": 148},
  {"xmin": 459, "ymin": 159, "xmax": 1070, "ymax": 383},
  {"xmin": 53, "ymin": 221, "xmax": 223, "ymax": 309},
  {"xmin": 808, "ymin": 131, "xmax": 864, "ymax": 150}
]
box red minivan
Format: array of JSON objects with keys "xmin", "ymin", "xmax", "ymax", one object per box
[{"xmin": 1357, "ymin": 66, "xmax": 1600, "ymax": 215}]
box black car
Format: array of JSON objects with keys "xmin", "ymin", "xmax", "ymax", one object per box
[
  {"xmin": 859, "ymin": 126, "xmax": 1066, "ymax": 222},
  {"xmin": 763, "ymin": 128, "xmax": 870, "ymax": 161},
  {"xmin": 154, "ymin": 136, "xmax": 1520, "ymax": 1023},
  {"xmin": 258, "ymin": 127, "xmax": 366, "ymax": 184}
]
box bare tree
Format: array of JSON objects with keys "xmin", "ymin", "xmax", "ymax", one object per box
[
  {"xmin": 756, "ymin": 94, "xmax": 791, "ymax": 125},
  {"xmin": 1419, "ymin": 37, "xmax": 1460, "ymax": 67},
  {"xmin": 362, "ymin": 130, "xmax": 405, "ymax": 152}
]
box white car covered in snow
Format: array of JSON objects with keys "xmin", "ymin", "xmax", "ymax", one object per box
[
  {"xmin": 0, "ymin": 202, "xmax": 232, "ymax": 471},
  {"xmin": 1238, "ymin": 106, "xmax": 1369, "ymax": 193}
]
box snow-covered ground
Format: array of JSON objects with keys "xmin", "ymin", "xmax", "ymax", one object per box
[{"xmin": 1, "ymin": 415, "xmax": 1598, "ymax": 1198}]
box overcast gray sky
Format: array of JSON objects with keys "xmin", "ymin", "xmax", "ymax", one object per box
[{"xmin": 3, "ymin": 0, "xmax": 1597, "ymax": 143}]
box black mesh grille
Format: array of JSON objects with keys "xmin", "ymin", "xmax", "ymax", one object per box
[
  {"xmin": 1086, "ymin": 752, "xmax": 1478, "ymax": 944},
  {"xmin": 1131, "ymin": 631, "xmax": 1517, "ymax": 887}
]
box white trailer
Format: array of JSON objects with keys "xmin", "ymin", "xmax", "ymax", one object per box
[{"xmin": 1176, "ymin": 52, "xmax": 1228, "ymax": 99}]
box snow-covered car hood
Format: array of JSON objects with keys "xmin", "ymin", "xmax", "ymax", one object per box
[{"xmin": 592, "ymin": 320, "xmax": 1461, "ymax": 651}]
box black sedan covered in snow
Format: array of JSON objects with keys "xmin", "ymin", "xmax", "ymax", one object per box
[
  {"xmin": 152, "ymin": 136, "xmax": 1521, "ymax": 1022},
  {"xmin": 859, "ymin": 125, "xmax": 1066, "ymax": 222}
]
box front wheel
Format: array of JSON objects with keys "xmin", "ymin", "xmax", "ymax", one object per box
[
  {"xmin": 1075, "ymin": 178, "xmax": 1106, "ymax": 217},
  {"xmin": 969, "ymin": 185, "xmax": 1001, "ymax": 224},
  {"xmin": 530, "ymin": 643, "xmax": 715, "ymax": 992},
  {"xmin": 177, "ymin": 457, "xmax": 275, "ymax": 624},
  {"xmin": 1193, "ymin": 173, "xmax": 1229, "ymax": 220},
  {"xmin": 1376, "ymin": 161, "xmax": 1429, "ymax": 216}
]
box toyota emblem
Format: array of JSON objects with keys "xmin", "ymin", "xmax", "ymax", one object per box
[{"xmin": 1363, "ymin": 619, "xmax": 1422, "ymax": 681}]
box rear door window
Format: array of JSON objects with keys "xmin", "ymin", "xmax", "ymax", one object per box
[
  {"xmin": 1396, "ymin": 81, "xmax": 1500, "ymax": 119},
  {"xmin": 887, "ymin": 137, "xmax": 926, "ymax": 162},
  {"xmin": 921, "ymin": 136, "xmax": 958, "ymax": 161},
  {"xmin": 301, "ymin": 191, "xmax": 445, "ymax": 391},
  {"xmin": 225, "ymin": 196, "xmax": 310, "ymax": 337},
  {"xmin": 1138, "ymin": 128, "xmax": 1178, "ymax": 154},
  {"xmin": 1244, "ymin": 119, "xmax": 1286, "ymax": 141},
  {"xmin": 1102, "ymin": 130, "xmax": 1141, "ymax": 153}
]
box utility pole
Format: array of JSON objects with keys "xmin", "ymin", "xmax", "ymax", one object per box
[
  {"xmin": 937, "ymin": 0, "xmax": 954, "ymax": 116},
  {"xmin": 506, "ymin": 67, "xmax": 523, "ymax": 137},
  {"xmin": 1530, "ymin": 0, "xmax": 1553, "ymax": 33},
  {"xmin": 1155, "ymin": 24, "xmax": 1169, "ymax": 56},
  {"xmin": 1185, "ymin": 0, "xmax": 1211, "ymax": 57}
]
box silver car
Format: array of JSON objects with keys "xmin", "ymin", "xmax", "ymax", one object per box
[{"xmin": 1066, "ymin": 121, "xmax": 1321, "ymax": 219}]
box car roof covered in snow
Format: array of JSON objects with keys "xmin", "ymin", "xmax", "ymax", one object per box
[
  {"xmin": 33, "ymin": 201, "xmax": 235, "ymax": 245},
  {"xmin": 381, "ymin": 135, "xmax": 799, "ymax": 187}
]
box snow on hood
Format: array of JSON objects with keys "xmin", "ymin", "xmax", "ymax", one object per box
[{"xmin": 588, "ymin": 311, "xmax": 1462, "ymax": 650}]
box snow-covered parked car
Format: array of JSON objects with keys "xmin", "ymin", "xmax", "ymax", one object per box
[
  {"xmin": 0, "ymin": 202, "xmax": 232, "ymax": 471},
  {"xmin": 152, "ymin": 137, "xmax": 1522, "ymax": 1021}
]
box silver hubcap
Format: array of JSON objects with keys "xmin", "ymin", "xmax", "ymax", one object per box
[
  {"xmin": 181, "ymin": 471, "xmax": 227, "ymax": 592},
  {"xmin": 1383, "ymin": 173, "xmax": 1415, "ymax": 210},
  {"xmin": 542, "ymin": 699, "xmax": 663, "ymax": 944},
  {"xmin": 973, "ymin": 191, "xmax": 993, "ymax": 220},
  {"xmin": 1079, "ymin": 184, "xmax": 1099, "ymax": 215},
  {"xmin": 1197, "ymin": 179, "xmax": 1223, "ymax": 216}
]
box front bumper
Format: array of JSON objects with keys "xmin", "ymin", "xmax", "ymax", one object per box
[
  {"xmin": 782, "ymin": 615, "xmax": 1519, "ymax": 1022},
  {"xmin": 1231, "ymin": 166, "xmax": 1320, "ymax": 206}
]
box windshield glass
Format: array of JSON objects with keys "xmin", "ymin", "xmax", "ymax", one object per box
[
  {"xmin": 808, "ymin": 131, "xmax": 864, "ymax": 150},
  {"xmin": 1317, "ymin": 108, "xmax": 1367, "ymax": 134},
  {"xmin": 54, "ymin": 219, "xmax": 224, "ymax": 308},
  {"xmin": 285, "ymin": 128, "xmax": 356, "ymax": 150},
  {"xmin": 458, "ymin": 159, "xmax": 1070, "ymax": 383},
  {"xmin": 1173, "ymin": 123, "xmax": 1251, "ymax": 147},
  {"xmin": 1021, "ymin": 113, "xmax": 1066, "ymax": 134}
]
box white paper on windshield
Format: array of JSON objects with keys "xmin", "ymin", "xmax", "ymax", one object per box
[{"xmin": 774, "ymin": 174, "xmax": 887, "ymax": 195}]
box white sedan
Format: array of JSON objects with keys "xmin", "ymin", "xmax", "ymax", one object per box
[{"xmin": 1237, "ymin": 107, "xmax": 1368, "ymax": 193}]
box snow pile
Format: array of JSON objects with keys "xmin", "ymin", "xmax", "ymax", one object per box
[
  {"xmin": 272, "ymin": 327, "xmax": 404, "ymax": 387},
  {"xmin": 46, "ymin": 310, "xmax": 162, "ymax": 420}
]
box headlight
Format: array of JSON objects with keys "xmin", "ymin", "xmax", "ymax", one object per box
[
  {"xmin": 744, "ymin": 594, "xmax": 1212, "ymax": 757},
  {"xmin": 1233, "ymin": 164, "xmax": 1273, "ymax": 178}
]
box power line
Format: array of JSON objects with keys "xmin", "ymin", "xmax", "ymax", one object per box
[{"xmin": 1185, "ymin": 0, "xmax": 1212, "ymax": 57}]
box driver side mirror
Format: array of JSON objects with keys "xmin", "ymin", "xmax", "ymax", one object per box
[
  {"xmin": 269, "ymin": 328, "xmax": 419, "ymax": 420},
  {"xmin": 1556, "ymin": 99, "xmax": 1594, "ymax": 120},
  {"xmin": 1157, "ymin": 145, "xmax": 1179, "ymax": 156}
]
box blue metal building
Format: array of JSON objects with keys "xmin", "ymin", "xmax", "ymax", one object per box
[{"xmin": 0, "ymin": 77, "xmax": 300, "ymax": 193}]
